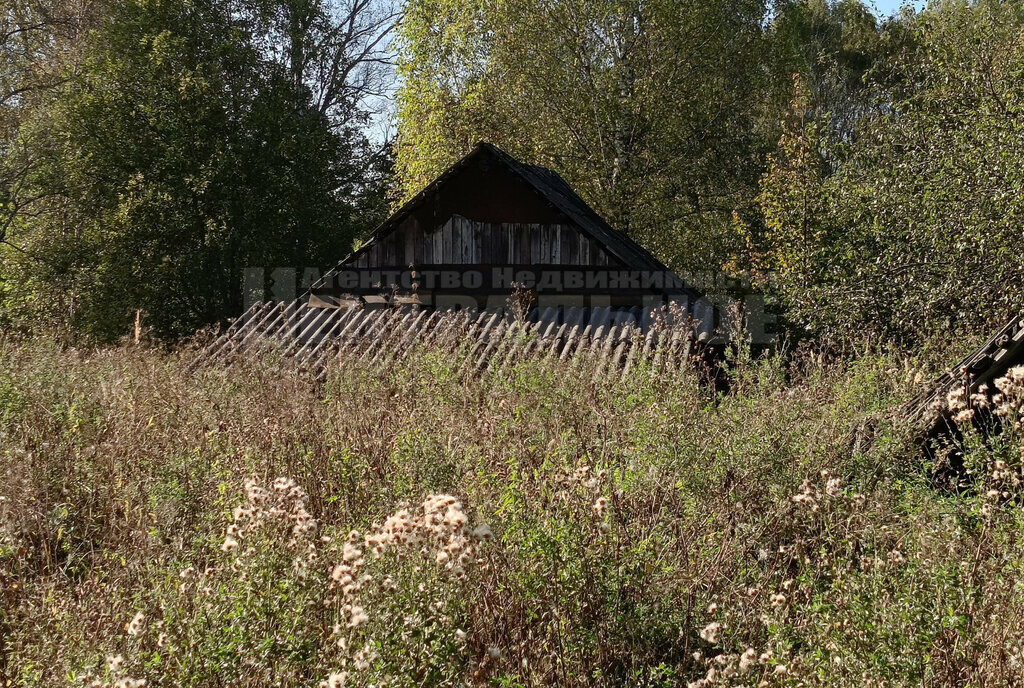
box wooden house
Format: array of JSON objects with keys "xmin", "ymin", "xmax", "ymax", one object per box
[
  {"xmin": 194, "ymin": 144, "xmax": 723, "ymax": 375},
  {"xmin": 309, "ymin": 142, "xmax": 712, "ymax": 326}
]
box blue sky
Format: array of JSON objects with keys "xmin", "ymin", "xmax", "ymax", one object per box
[{"xmin": 868, "ymin": 0, "xmax": 928, "ymax": 17}]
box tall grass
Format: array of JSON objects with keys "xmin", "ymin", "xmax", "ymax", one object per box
[{"xmin": 1, "ymin": 334, "xmax": 1022, "ymax": 686}]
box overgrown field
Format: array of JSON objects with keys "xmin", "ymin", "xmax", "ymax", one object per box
[{"xmin": 2, "ymin": 336, "xmax": 1024, "ymax": 687}]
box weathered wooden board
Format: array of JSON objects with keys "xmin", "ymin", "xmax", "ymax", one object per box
[
  {"xmin": 190, "ymin": 300, "xmax": 705, "ymax": 380},
  {"xmin": 353, "ymin": 216, "xmax": 615, "ymax": 268},
  {"xmin": 906, "ymin": 312, "xmax": 1024, "ymax": 432}
]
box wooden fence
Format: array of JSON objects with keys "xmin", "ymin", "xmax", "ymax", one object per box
[{"xmin": 189, "ymin": 300, "xmax": 707, "ymax": 380}]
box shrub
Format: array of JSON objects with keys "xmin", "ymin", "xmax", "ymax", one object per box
[{"xmin": 1, "ymin": 336, "xmax": 1022, "ymax": 686}]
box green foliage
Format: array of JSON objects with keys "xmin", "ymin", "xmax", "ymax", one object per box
[
  {"xmin": 394, "ymin": 0, "xmax": 775, "ymax": 274},
  {"xmin": 0, "ymin": 0, "xmax": 385, "ymax": 340},
  {"xmin": 754, "ymin": 0, "xmax": 1024, "ymax": 345},
  {"xmin": 766, "ymin": 0, "xmax": 903, "ymax": 141},
  {"xmin": 3, "ymin": 335, "xmax": 1022, "ymax": 686},
  {"xmin": 757, "ymin": 76, "xmax": 831, "ymax": 307}
]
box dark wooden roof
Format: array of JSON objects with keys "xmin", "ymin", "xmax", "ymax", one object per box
[
  {"xmin": 314, "ymin": 142, "xmax": 684, "ymax": 291},
  {"xmin": 490, "ymin": 145, "xmax": 670, "ymax": 274}
]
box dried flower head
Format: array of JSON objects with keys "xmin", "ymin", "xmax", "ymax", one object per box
[
  {"xmin": 106, "ymin": 655, "xmax": 124, "ymax": 675},
  {"xmin": 699, "ymin": 622, "xmax": 722, "ymax": 644},
  {"xmin": 125, "ymin": 611, "xmax": 145, "ymax": 637}
]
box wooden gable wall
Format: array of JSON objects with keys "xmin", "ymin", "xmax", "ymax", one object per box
[
  {"xmin": 346, "ymin": 215, "xmax": 616, "ymax": 268},
  {"xmin": 342, "ymin": 152, "xmax": 622, "ymax": 270}
]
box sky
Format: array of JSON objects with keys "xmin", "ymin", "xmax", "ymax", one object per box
[{"xmin": 868, "ymin": 0, "xmax": 928, "ymax": 17}]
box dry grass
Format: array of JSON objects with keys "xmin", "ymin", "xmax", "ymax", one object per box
[{"xmin": 1, "ymin": 334, "xmax": 1023, "ymax": 687}]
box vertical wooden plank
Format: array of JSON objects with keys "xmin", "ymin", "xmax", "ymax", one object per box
[
  {"xmin": 453, "ymin": 216, "xmax": 462, "ymax": 263},
  {"xmin": 413, "ymin": 220, "xmax": 423, "ymax": 264},
  {"xmin": 474, "ymin": 220, "xmax": 484, "ymax": 264},
  {"xmin": 579, "ymin": 236, "xmax": 590, "ymax": 265},
  {"xmin": 456, "ymin": 218, "xmax": 463, "ymax": 263},
  {"xmin": 451, "ymin": 216, "xmax": 459, "ymax": 264},
  {"xmin": 492, "ymin": 223, "xmax": 507, "ymax": 263},
  {"xmin": 404, "ymin": 218, "xmax": 416, "ymax": 265},
  {"xmin": 479, "ymin": 221, "xmax": 490, "ymax": 263},
  {"xmin": 442, "ymin": 217, "xmax": 454, "ymax": 264},
  {"xmin": 451, "ymin": 217, "xmax": 462, "ymax": 264},
  {"xmin": 461, "ymin": 217, "xmax": 470, "ymax": 263},
  {"xmin": 493, "ymin": 222, "xmax": 503, "ymax": 263},
  {"xmin": 432, "ymin": 224, "xmax": 442, "ymax": 264},
  {"xmin": 551, "ymin": 225, "xmax": 561, "ymax": 264},
  {"xmin": 481, "ymin": 222, "xmax": 493, "ymax": 263},
  {"xmin": 460, "ymin": 217, "xmax": 473, "ymax": 263},
  {"xmin": 561, "ymin": 225, "xmax": 575, "ymax": 265},
  {"xmin": 433, "ymin": 220, "xmax": 443, "ymax": 264}
]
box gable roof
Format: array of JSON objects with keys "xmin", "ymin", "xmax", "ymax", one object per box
[
  {"xmin": 487, "ymin": 144, "xmax": 670, "ymax": 273},
  {"xmin": 314, "ymin": 142, "xmax": 681, "ymax": 290}
]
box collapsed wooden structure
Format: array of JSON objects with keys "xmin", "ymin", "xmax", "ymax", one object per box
[
  {"xmin": 193, "ymin": 143, "xmax": 722, "ymax": 375},
  {"xmin": 907, "ymin": 311, "xmax": 1024, "ymax": 434}
]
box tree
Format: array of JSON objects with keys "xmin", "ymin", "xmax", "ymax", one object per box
[
  {"xmin": 0, "ymin": 0, "xmax": 387, "ymax": 339},
  {"xmin": 394, "ymin": 0, "xmax": 774, "ymax": 276},
  {"xmin": 757, "ymin": 76, "xmax": 831, "ymax": 308},
  {"xmin": 765, "ymin": 0, "xmax": 894, "ymax": 144},
  {"xmin": 0, "ymin": 0, "xmax": 397, "ymax": 339},
  {"xmin": 1, "ymin": 0, "xmax": 96, "ymax": 249},
  {"xmin": 755, "ymin": 0, "xmax": 1024, "ymax": 345},
  {"xmin": 249, "ymin": 0, "xmax": 398, "ymax": 125}
]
